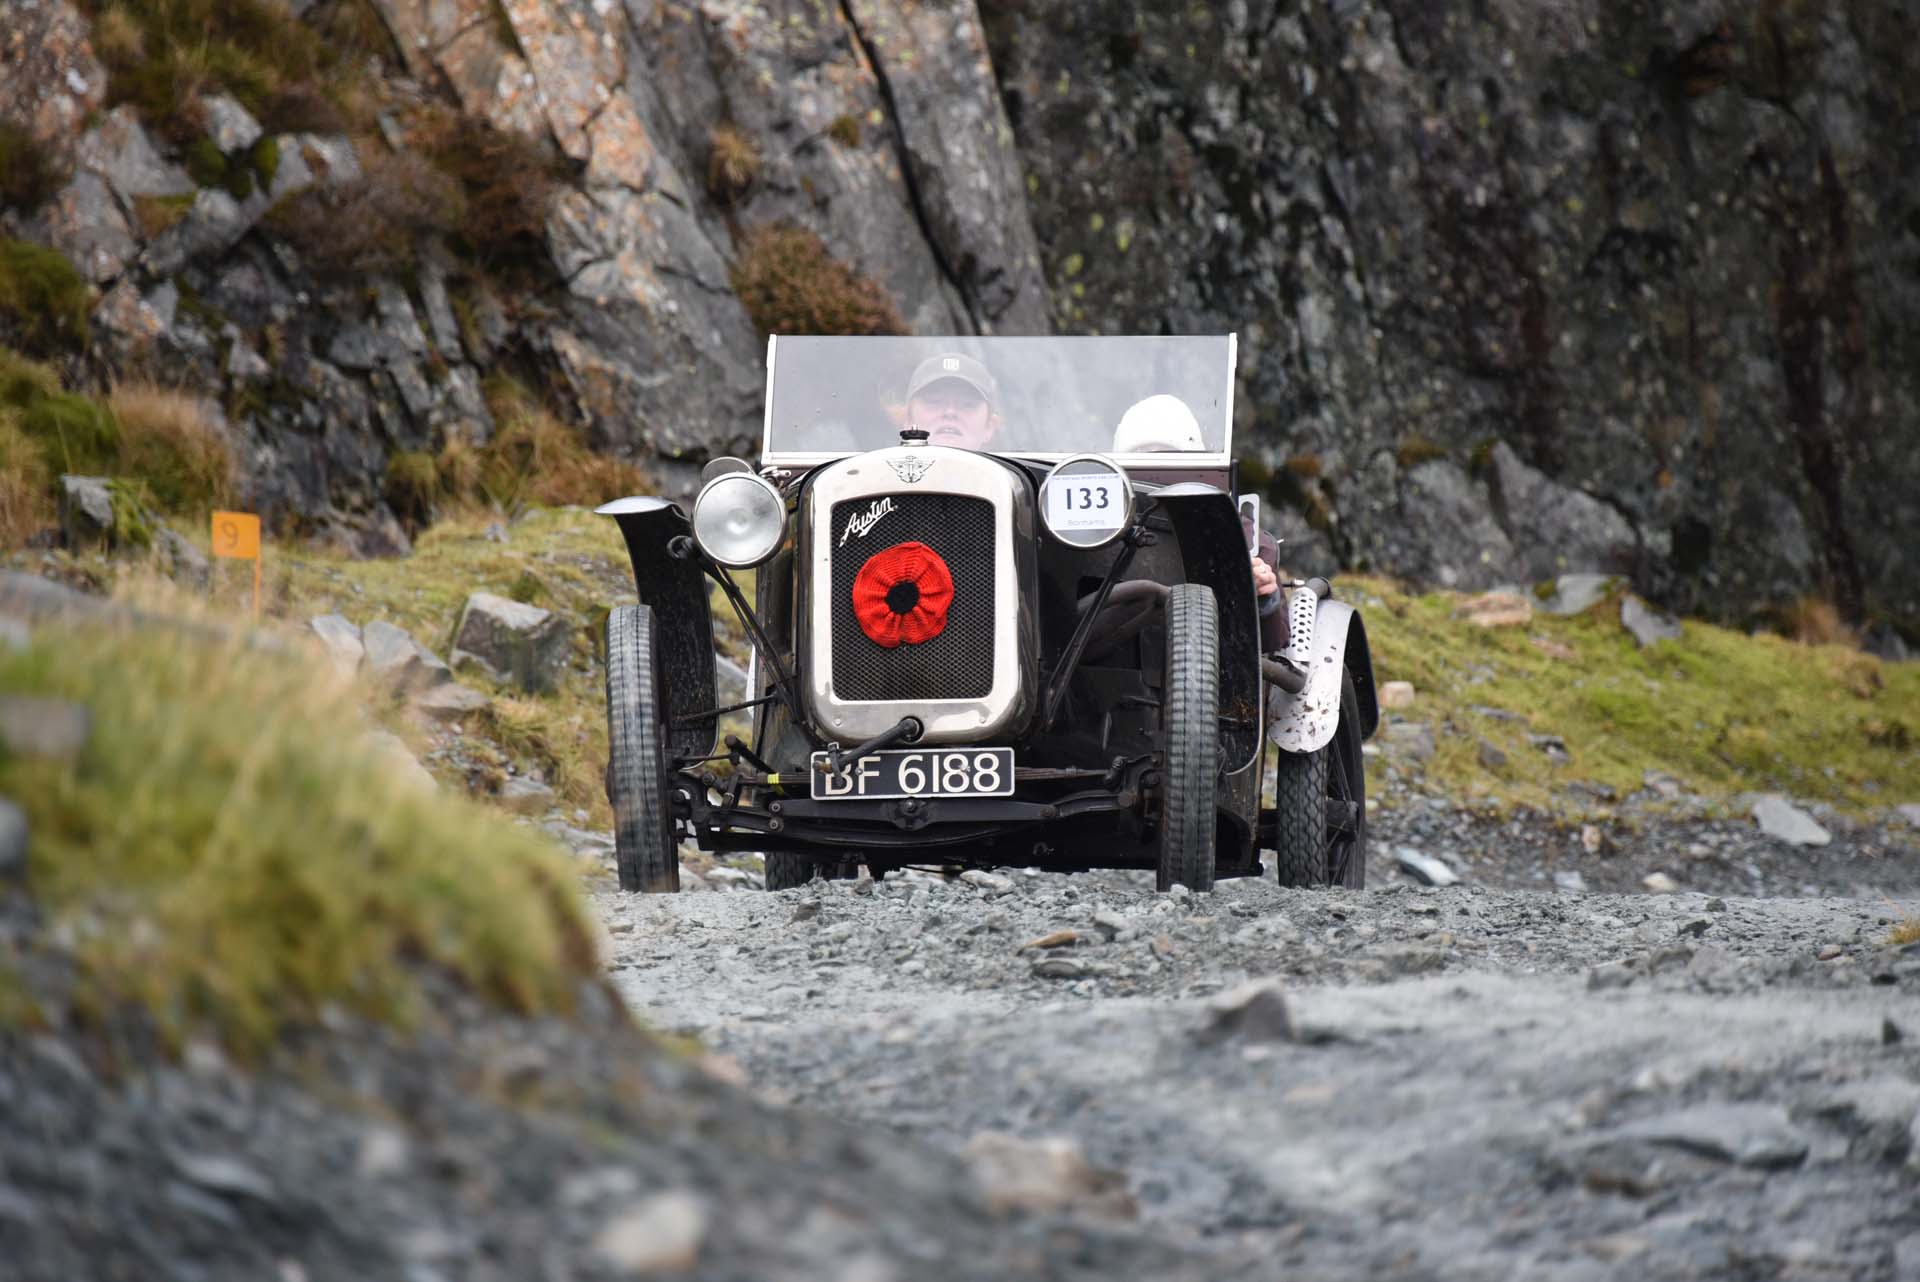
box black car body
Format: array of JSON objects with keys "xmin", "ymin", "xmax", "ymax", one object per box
[{"xmin": 600, "ymin": 336, "xmax": 1377, "ymax": 894}]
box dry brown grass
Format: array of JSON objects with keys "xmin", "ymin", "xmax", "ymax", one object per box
[
  {"xmin": 470, "ymin": 378, "xmax": 649, "ymax": 512},
  {"xmin": 1782, "ymin": 596, "xmax": 1859, "ymax": 648},
  {"xmin": 707, "ymin": 124, "xmax": 760, "ymax": 204},
  {"xmin": 109, "ymin": 384, "xmax": 237, "ymax": 511},
  {"xmin": 730, "ymin": 223, "xmax": 906, "ymax": 338},
  {"xmin": 0, "ymin": 412, "xmax": 55, "ymax": 548},
  {"xmin": 1890, "ymin": 915, "xmax": 1920, "ymax": 948}
]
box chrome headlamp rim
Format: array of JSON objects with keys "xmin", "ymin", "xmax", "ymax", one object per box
[
  {"xmin": 1039, "ymin": 452, "xmax": 1134, "ymax": 549},
  {"xmin": 691, "ymin": 470, "xmax": 787, "ymax": 568}
]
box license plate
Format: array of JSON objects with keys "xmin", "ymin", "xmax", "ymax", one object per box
[{"xmin": 809, "ymin": 747, "xmax": 1015, "ymax": 800}]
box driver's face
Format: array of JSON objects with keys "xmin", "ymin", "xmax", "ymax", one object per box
[{"xmin": 910, "ymin": 381, "xmax": 996, "ymax": 450}]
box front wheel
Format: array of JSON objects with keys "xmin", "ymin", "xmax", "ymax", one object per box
[
  {"xmin": 1272, "ymin": 670, "xmax": 1367, "ymax": 888},
  {"xmin": 605, "ymin": 604, "xmax": 680, "ymax": 893},
  {"xmin": 1156, "ymin": 583, "xmax": 1219, "ymax": 893}
]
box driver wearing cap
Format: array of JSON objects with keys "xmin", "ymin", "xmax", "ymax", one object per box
[{"xmin": 904, "ymin": 353, "xmax": 1002, "ymax": 451}]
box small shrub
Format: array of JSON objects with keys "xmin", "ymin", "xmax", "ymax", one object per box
[
  {"xmin": 0, "ymin": 123, "xmax": 68, "ymax": 213},
  {"xmin": 1781, "ymin": 596, "xmax": 1857, "ymax": 648},
  {"xmin": 827, "ymin": 114, "xmax": 861, "ymax": 148},
  {"xmin": 84, "ymin": 0, "xmax": 327, "ymax": 136},
  {"xmin": 265, "ymin": 150, "xmax": 463, "ymax": 278},
  {"xmin": 1396, "ymin": 435, "xmax": 1449, "ymax": 469},
  {"xmin": 0, "ymin": 238, "xmax": 92, "ymax": 353},
  {"xmin": 258, "ymin": 82, "xmax": 349, "ymax": 135},
  {"xmin": 110, "ymin": 384, "xmax": 237, "ymax": 511},
  {"xmin": 730, "ymin": 223, "xmax": 906, "ymax": 338},
  {"xmin": 413, "ymin": 110, "xmax": 566, "ymax": 274},
  {"xmin": 707, "ymin": 124, "xmax": 760, "ymax": 204}
]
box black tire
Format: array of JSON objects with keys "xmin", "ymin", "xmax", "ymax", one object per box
[
  {"xmin": 764, "ymin": 851, "xmax": 814, "ymax": 891},
  {"xmin": 605, "ymin": 604, "xmax": 680, "ymax": 894},
  {"xmin": 1156, "ymin": 583, "xmax": 1219, "ymax": 893},
  {"xmin": 1272, "ymin": 670, "xmax": 1367, "ymax": 888}
]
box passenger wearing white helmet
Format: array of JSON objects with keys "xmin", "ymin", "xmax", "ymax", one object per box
[{"xmin": 1113, "ymin": 394, "xmax": 1288, "ymax": 652}]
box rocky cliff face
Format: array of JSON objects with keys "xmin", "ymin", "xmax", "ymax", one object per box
[
  {"xmin": 2, "ymin": 0, "xmax": 1914, "ymax": 635},
  {"xmin": 985, "ymin": 0, "xmax": 1920, "ymax": 635}
]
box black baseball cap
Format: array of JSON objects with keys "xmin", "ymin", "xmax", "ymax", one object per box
[{"xmin": 905, "ymin": 352, "xmax": 999, "ymax": 411}]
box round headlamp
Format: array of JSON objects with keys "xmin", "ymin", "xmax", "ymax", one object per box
[
  {"xmin": 692, "ymin": 471, "xmax": 786, "ymax": 567},
  {"xmin": 1040, "ymin": 454, "xmax": 1133, "ymax": 549}
]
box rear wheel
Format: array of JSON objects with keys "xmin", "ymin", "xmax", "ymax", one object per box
[
  {"xmin": 1273, "ymin": 670, "xmax": 1367, "ymax": 888},
  {"xmin": 605, "ymin": 605, "xmax": 680, "ymax": 894},
  {"xmin": 1156, "ymin": 584, "xmax": 1219, "ymax": 893},
  {"xmin": 764, "ymin": 851, "xmax": 814, "ymax": 891}
]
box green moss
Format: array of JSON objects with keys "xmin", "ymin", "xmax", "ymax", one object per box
[
  {"xmin": 0, "ymin": 622, "xmax": 597, "ymax": 1054},
  {"xmin": 221, "ymin": 157, "xmax": 256, "ymax": 201},
  {"xmin": 250, "ymin": 134, "xmax": 280, "ymax": 188},
  {"xmin": 1359, "ymin": 575, "xmax": 1920, "ymax": 819},
  {"xmin": 0, "ymin": 122, "xmax": 68, "ymax": 213},
  {"xmin": 184, "ymin": 137, "xmax": 228, "ymax": 188},
  {"xmin": 0, "ymin": 238, "xmax": 91, "ymax": 353},
  {"xmin": 827, "ymin": 114, "xmax": 861, "ymax": 147}
]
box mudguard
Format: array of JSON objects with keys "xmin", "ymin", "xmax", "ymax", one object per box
[
  {"xmin": 1267, "ymin": 598, "xmax": 1379, "ymax": 754},
  {"xmin": 1154, "ymin": 482, "xmax": 1261, "ymax": 771},
  {"xmin": 596, "ymin": 496, "xmax": 717, "ymax": 759}
]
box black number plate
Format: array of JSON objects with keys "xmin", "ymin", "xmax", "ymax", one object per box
[{"xmin": 809, "ymin": 747, "xmax": 1015, "ymax": 800}]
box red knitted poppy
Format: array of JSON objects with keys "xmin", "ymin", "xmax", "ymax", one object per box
[{"xmin": 851, "ymin": 541, "xmax": 954, "ymax": 647}]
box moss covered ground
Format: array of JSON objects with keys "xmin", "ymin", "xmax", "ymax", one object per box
[
  {"xmin": 0, "ymin": 615, "xmax": 599, "ymax": 1054},
  {"xmin": 1350, "ymin": 577, "xmax": 1920, "ymax": 819}
]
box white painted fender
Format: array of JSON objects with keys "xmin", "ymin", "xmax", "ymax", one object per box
[{"xmin": 1267, "ymin": 597, "xmax": 1358, "ymax": 754}]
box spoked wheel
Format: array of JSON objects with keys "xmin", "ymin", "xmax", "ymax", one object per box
[
  {"xmin": 1273, "ymin": 670, "xmax": 1367, "ymax": 888},
  {"xmin": 1156, "ymin": 583, "xmax": 1219, "ymax": 893},
  {"xmin": 605, "ymin": 604, "xmax": 680, "ymax": 894}
]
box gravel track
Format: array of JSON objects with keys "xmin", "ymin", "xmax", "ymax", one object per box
[{"xmin": 601, "ymin": 866, "xmax": 1920, "ymax": 1279}]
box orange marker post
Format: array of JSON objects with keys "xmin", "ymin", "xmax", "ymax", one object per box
[{"xmin": 210, "ymin": 510, "xmax": 262, "ymax": 621}]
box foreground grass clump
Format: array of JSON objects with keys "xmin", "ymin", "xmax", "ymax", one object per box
[
  {"xmin": 0, "ymin": 622, "xmax": 599, "ymax": 1052},
  {"xmin": 1355, "ymin": 576, "xmax": 1920, "ymax": 816},
  {"xmin": 730, "ymin": 223, "xmax": 906, "ymax": 338},
  {"xmin": 108, "ymin": 384, "xmax": 237, "ymax": 510}
]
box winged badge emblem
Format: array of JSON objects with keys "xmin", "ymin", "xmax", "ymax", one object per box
[{"xmin": 889, "ymin": 456, "xmax": 935, "ymax": 484}]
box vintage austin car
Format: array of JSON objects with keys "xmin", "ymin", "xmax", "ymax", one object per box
[{"xmin": 598, "ymin": 335, "xmax": 1377, "ymax": 894}]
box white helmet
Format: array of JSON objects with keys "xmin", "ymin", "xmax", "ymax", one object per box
[{"xmin": 1111, "ymin": 394, "xmax": 1205, "ymax": 453}]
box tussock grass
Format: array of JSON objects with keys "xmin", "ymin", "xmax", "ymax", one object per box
[
  {"xmin": 1891, "ymin": 917, "xmax": 1920, "ymax": 948},
  {"xmin": 0, "ymin": 620, "xmax": 600, "ymax": 1053},
  {"xmin": 466, "ymin": 376, "xmax": 650, "ymax": 514},
  {"xmin": 108, "ymin": 384, "xmax": 237, "ymax": 511},
  {"xmin": 1353, "ymin": 575, "xmax": 1920, "ymax": 816},
  {"xmin": 0, "ymin": 238, "xmax": 91, "ymax": 354},
  {"xmin": 707, "ymin": 124, "xmax": 760, "ymax": 204},
  {"xmin": 730, "ymin": 223, "xmax": 906, "ymax": 338}
]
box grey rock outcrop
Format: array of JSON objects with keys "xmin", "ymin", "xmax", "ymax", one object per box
[
  {"xmin": 362, "ymin": 620, "xmax": 453, "ymax": 692},
  {"xmin": 449, "ymin": 592, "xmax": 573, "ymax": 694},
  {"xmin": 987, "ymin": 1, "xmax": 1920, "ymax": 636}
]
